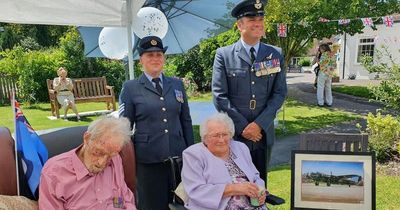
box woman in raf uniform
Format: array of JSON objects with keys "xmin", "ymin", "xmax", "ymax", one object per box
[{"xmin": 119, "ymin": 36, "xmax": 194, "ymax": 210}]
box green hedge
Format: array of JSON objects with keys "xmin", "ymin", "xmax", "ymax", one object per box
[{"xmin": 0, "ymin": 29, "xmax": 125, "ymax": 103}]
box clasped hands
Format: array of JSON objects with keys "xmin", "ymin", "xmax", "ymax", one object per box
[
  {"xmin": 242, "ymin": 122, "xmax": 262, "ymax": 142},
  {"xmin": 235, "ymin": 182, "xmax": 266, "ymax": 205}
]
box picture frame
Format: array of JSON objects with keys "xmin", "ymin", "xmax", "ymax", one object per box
[{"xmin": 291, "ymin": 150, "xmax": 376, "ymax": 210}]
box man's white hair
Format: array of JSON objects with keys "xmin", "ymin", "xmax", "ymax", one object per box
[
  {"xmin": 87, "ymin": 116, "xmax": 132, "ymax": 146},
  {"xmin": 200, "ymin": 112, "xmax": 235, "ymax": 142}
]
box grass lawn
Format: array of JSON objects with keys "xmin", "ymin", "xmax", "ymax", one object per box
[
  {"xmin": 0, "ymin": 102, "xmax": 110, "ymax": 132},
  {"xmin": 1, "ymin": 98, "xmax": 359, "ymax": 137},
  {"xmin": 275, "ymin": 99, "xmax": 360, "ymax": 137},
  {"xmin": 332, "ymin": 85, "xmax": 374, "ymax": 99},
  {"xmin": 188, "ymin": 92, "xmax": 212, "ymax": 102},
  {"xmin": 267, "ymin": 165, "xmax": 400, "ymax": 210}
]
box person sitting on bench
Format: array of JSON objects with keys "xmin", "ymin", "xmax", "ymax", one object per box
[{"xmin": 53, "ymin": 67, "xmax": 80, "ymax": 121}]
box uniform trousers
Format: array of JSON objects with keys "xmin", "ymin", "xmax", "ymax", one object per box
[
  {"xmin": 249, "ymin": 145, "xmax": 272, "ymax": 188},
  {"xmin": 136, "ymin": 162, "xmax": 174, "ymax": 210}
]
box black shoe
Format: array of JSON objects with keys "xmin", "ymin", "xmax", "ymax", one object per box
[
  {"xmin": 324, "ymin": 103, "xmax": 332, "ymax": 107},
  {"xmin": 317, "ymin": 104, "xmax": 324, "ymax": 107},
  {"xmin": 266, "ymin": 194, "xmax": 285, "ymax": 205}
]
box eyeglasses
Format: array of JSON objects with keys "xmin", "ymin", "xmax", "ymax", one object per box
[{"xmin": 207, "ymin": 132, "xmax": 230, "ymax": 139}]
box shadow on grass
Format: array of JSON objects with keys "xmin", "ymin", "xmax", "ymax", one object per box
[
  {"xmin": 24, "ymin": 104, "xmax": 52, "ymax": 111},
  {"xmin": 276, "ymin": 113, "xmax": 359, "ymax": 137},
  {"xmin": 269, "ymin": 164, "xmax": 290, "ymax": 172}
]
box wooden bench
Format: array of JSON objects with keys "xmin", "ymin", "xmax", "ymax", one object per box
[
  {"xmin": 299, "ymin": 133, "xmax": 369, "ymax": 152},
  {"xmin": 287, "ymin": 65, "xmax": 302, "ymax": 73},
  {"xmin": 46, "ymin": 77, "xmax": 116, "ymax": 118}
]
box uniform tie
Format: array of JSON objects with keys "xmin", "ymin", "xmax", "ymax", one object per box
[
  {"xmin": 250, "ymin": 47, "xmax": 256, "ymax": 64},
  {"xmin": 152, "ymin": 78, "xmax": 162, "ymax": 95}
]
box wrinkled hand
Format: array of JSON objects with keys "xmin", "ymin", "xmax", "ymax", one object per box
[
  {"xmin": 258, "ymin": 189, "xmax": 268, "ymax": 204},
  {"xmin": 235, "ymin": 182, "xmax": 260, "ymax": 198},
  {"xmin": 242, "ymin": 122, "xmax": 262, "ymax": 142},
  {"xmin": 59, "ymin": 76, "xmax": 67, "ymax": 83}
]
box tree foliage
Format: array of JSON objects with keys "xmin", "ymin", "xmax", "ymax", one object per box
[
  {"xmin": 264, "ymin": 0, "xmax": 400, "ymax": 68},
  {"xmin": 0, "ymin": 23, "xmax": 69, "ymax": 51},
  {"xmin": 362, "ymin": 46, "xmax": 400, "ymax": 112},
  {"xmin": 168, "ymin": 28, "xmax": 240, "ymax": 91},
  {"xmin": 168, "ymin": 0, "xmax": 399, "ymax": 91},
  {"xmin": 0, "ymin": 28, "xmax": 125, "ymax": 103}
]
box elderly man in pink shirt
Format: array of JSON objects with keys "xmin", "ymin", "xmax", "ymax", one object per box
[{"xmin": 39, "ymin": 117, "xmax": 137, "ymax": 210}]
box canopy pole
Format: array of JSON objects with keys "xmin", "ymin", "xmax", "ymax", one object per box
[
  {"xmin": 11, "ymin": 90, "xmax": 20, "ymax": 196},
  {"xmin": 126, "ymin": 0, "xmax": 135, "ymax": 80}
]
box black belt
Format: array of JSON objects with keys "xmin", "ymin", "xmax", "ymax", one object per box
[{"xmin": 59, "ymin": 89, "xmax": 69, "ymax": 92}]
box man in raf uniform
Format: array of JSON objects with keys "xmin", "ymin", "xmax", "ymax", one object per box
[{"xmin": 212, "ymin": 0, "xmax": 287, "ymax": 189}]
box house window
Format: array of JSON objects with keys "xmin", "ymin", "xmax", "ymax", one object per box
[{"xmin": 357, "ymin": 38, "xmax": 375, "ymax": 63}]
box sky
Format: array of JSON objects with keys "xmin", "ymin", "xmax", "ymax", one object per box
[{"xmin": 302, "ymin": 160, "xmax": 364, "ymax": 176}]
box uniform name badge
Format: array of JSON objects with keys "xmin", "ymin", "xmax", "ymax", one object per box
[{"xmin": 175, "ymin": 89, "xmax": 184, "ymax": 103}]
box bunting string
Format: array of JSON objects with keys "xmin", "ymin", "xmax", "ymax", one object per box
[{"xmin": 276, "ymin": 15, "xmax": 399, "ymax": 37}]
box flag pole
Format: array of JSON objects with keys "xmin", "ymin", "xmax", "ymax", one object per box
[{"xmin": 11, "ymin": 90, "xmax": 20, "ymax": 196}]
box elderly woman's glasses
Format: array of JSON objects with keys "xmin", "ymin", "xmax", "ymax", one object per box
[{"xmin": 208, "ymin": 132, "xmax": 230, "ymax": 139}]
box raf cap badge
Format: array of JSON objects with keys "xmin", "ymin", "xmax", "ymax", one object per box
[
  {"xmin": 150, "ymin": 39, "xmax": 158, "ymax": 46},
  {"xmin": 254, "ymin": 0, "xmax": 262, "ymax": 9}
]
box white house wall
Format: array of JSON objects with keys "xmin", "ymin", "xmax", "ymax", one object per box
[{"xmin": 339, "ymin": 23, "xmax": 400, "ymax": 79}]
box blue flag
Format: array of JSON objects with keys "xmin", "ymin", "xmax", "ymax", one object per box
[{"xmin": 14, "ymin": 100, "xmax": 48, "ymax": 196}]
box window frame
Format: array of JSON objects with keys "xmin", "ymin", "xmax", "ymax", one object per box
[{"xmin": 355, "ymin": 37, "xmax": 375, "ymax": 64}]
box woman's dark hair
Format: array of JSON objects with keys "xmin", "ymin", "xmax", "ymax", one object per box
[{"xmin": 319, "ymin": 44, "xmax": 331, "ymax": 52}]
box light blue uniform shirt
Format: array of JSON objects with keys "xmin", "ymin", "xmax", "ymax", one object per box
[
  {"xmin": 144, "ymin": 72, "xmax": 163, "ymax": 90},
  {"xmin": 240, "ymin": 38, "xmax": 260, "ymax": 58}
]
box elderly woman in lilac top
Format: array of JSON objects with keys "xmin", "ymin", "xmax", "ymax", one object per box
[
  {"xmin": 39, "ymin": 117, "xmax": 137, "ymax": 210},
  {"xmin": 182, "ymin": 113, "xmax": 268, "ymax": 210}
]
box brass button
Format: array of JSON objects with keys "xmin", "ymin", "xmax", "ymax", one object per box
[
  {"xmin": 160, "ymin": 97, "xmax": 164, "ymax": 100},
  {"xmin": 251, "ymin": 81, "xmax": 255, "ymax": 85},
  {"xmin": 163, "ymin": 119, "xmax": 167, "ymax": 122},
  {"xmin": 252, "ymin": 95, "xmax": 256, "ymax": 98},
  {"xmin": 162, "ymin": 107, "xmax": 166, "ymax": 111},
  {"xmin": 165, "ymin": 129, "xmax": 168, "ymax": 133}
]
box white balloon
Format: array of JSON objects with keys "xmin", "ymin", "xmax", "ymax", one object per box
[
  {"xmin": 99, "ymin": 27, "xmax": 134, "ymax": 60},
  {"xmin": 133, "ymin": 7, "xmax": 168, "ymax": 39}
]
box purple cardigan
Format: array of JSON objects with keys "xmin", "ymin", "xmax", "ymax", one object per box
[{"xmin": 181, "ymin": 140, "xmax": 265, "ymax": 210}]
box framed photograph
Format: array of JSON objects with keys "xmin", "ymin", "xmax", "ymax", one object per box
[{"xmin": 291, "ymin": 151, "xmax": 375, "ymax": 210}]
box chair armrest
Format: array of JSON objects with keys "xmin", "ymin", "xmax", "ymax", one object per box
[
  {"xmin": 120, "ymin": 141, "xmax": 136, "ymax": 194},
  {"xmin": 106, "ymin": 85, "xmax": 115, "ymax": 96}
]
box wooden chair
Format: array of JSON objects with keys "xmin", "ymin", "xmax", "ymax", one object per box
[
  {"xmin": 299, "ymin": 133, "xmax": 369, "ymax": 152},
  {"xmin": 46, "ymin": 77, "xmax": 116, "ymax": 118}
]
